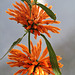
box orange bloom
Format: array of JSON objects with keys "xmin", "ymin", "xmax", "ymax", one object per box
[
  {"xmin": 6, "ymin": 1, "xmax": 61, "ymax": 39},
  {"xmin": 7, "ymin": 39, "xmax": 63, "ymax": 75}
]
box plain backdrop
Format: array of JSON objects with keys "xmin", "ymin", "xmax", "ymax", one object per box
[{"xmin": 0, "ymin": 0, "xmax": 75, "ymax": 75}]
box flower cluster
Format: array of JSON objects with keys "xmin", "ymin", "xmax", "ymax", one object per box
[
  {"xmin": 6, "ymin": 1, "xmax": 61, "ymax": 39},
  {"xmin": 7, "ymin": 39, "xmax": 63, "ymax": 75},
  {"xmin": 5, "ymin": 0, "xmax": 63, "ymax": 75}
]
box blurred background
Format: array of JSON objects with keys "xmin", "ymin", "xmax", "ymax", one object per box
[{"xmin": 0, "ymin": 0, "xmax": 75, "ymax": 75}]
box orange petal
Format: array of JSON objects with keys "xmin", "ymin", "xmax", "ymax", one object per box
[
  {"xmin": 35, "ymin": 67, "xmax": 39, "ymax": 75},
  {"xmin": 12, "ymin": 3, "xmax": 21, "ymax": 11},
  {"xmin": 21, "ymin": 69, "xmax": 28, "ymax": 75},
  {"xmin": 28, "ymin": 65, "xmax": 34, "ymax": 75},
  {"xmin": 17, "ymin": 44, "xmax": 29, "ymax": 52},
  {"xmin": 39, "ymin": 67, "xmax": 44, "ymax": 75},
  {"xmin": 39, "ymin": 47, "xmax": 48, "ymax": 60},
  {"xmin": 14, "ymin": 69, "xmax": 25, "ymax": 75}
]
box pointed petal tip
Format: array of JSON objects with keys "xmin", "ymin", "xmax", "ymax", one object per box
[
  {"xmin": 5, "ymin": 11, "xmax": 8, "ymax": 13},
  {"xmin": 12, "ymin": 3, "xmax": 14, "ymax": 5}
]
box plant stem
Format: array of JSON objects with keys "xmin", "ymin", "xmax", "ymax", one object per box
[
  {"xmin": 30, "ymin": 5, "xmax": 32, "ymax": 17},
  {"xmin": 28, "ymin": 1, "xmax": 32, "ymax": 54},
  {"xmin": 28, "ymin": 31, "xmax": 31, "ymax": 53}
]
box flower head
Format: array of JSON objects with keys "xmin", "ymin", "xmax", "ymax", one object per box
[
  {"xmin": 6, "ymin": 1, "xmax": 61, "ymax": 39},
  {"xmin": 7, "ymin": 39, "xmax": 63, "ymax": 75}
]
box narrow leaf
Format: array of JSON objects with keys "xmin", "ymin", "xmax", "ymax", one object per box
[
  {"xmin": 21, "ymin": 0, "xmax": 31, "ymax": 8},
  {"xmin": 21, "ymin": 0, "xmax": 25, "ymax": 2},
  {"xmin": 34, "ymin": 0, "xmax": 37, "ymax": 3},
  {"xmin": 37, "ymin": 3, "xmax": 56, "ymax": 20},
  {"xmin": 21, "ymin": 0, "xmax": 30, "ymax": 3},
  {"xmin": 0, "ymin": 32, "xmax": 27, "ymax": 60},
  {"xmin": 41, "ymin": 34, "xmax": 61, "ymax": 75}
]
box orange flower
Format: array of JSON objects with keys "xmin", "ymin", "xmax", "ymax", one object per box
[
  {"xmin": 7, "ymin": 39, "xmax": 63, "ymax": 75},
  {"xmin": 6, "ymin": 1, "xmax": 61, "ymax": 39}
]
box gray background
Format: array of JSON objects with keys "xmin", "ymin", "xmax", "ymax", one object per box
[{"xmin": 0, "ymin": 0, "xmax": 75, "ymax": 75}]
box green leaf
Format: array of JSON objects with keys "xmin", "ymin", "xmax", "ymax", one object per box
[
  {"xmin": 21, "ymin": 0, "xmax": 30, "ymax": 3},
  {"xmin": 34, "ymin": 0, "xmax": 37, "ymax": 4},
  {"xmin": 0, "ymin": 32, "xmax": 27, "ymax": 60},
  {"xmin": 37, "ymin": 3, "xmax": 56, "ymax": 20},
  {"xmin": 21, "ymin": 0, "xmax": 31, "ymax": 8},
  {"xmin": 41, "ymin": 34, "xmax": 61, "ymax": 75},
  {"xmin": 21, "ymin": 0, "xmax": 24, "ymax": 2}
]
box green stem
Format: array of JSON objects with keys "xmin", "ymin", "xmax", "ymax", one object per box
[
  {"xmin": 28, "ymin": 31, "xmax": 31, "ymax": 53},
  {"xmin": 30, "ymin": 5, "xmax": 32, "ymax": 17},
  {"xmin": 28, "ymin": 1, "xmax": 32, "ymax": 54}
]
